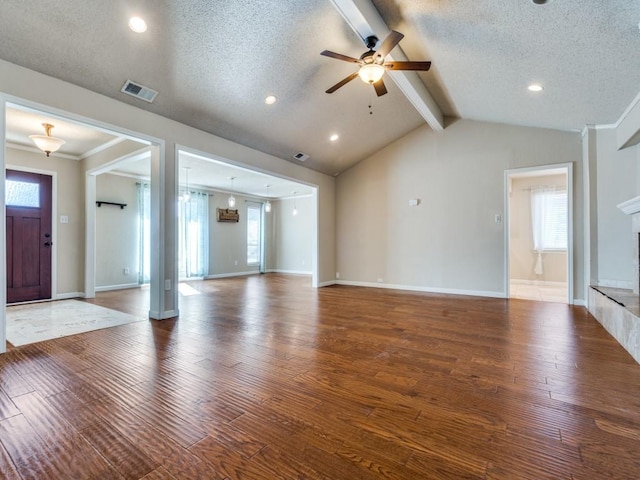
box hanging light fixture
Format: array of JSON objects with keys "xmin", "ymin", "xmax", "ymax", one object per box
[
  {"xmin": 292, "ymin": 191, "xmax": 298, "ymax": 216},
  {"xmin": 182, "ymin": 167, "xmax": 191, "ymax": 202},
  {"xmin": 228, "ymin": 177, "xmax": 236, "ymax": 208},
  {"xmin": 29, "ymin": 123, "xmax": 65, "ymax": 157},
  {"xmin": 265, "ymin": 184, "xmax": 272, "ymax": 213}
]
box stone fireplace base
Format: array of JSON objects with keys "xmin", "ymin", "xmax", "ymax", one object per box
[{"xmin": 589, "ymin": 286, "xmax": 640, "ymax": 364}]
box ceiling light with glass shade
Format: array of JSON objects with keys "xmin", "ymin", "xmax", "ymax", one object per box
[
  {"xmin": 29, "ymin": 123, "xmax": 65, "ymax": 157},
  {"xmin": 264, "ymin": 184, "xmax": 272, "ymax": 213},
  {"xmin": 358, "ymin": 63, "xmax": 385, "ymax": 84},
  {"xmin": 228, "ymin": 177, "xmax": 236, "ymax": 208}
]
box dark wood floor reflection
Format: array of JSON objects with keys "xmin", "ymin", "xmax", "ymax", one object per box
[{"xmin": 2, "ymin": 274, "xmax": 640, "ymax": 479}]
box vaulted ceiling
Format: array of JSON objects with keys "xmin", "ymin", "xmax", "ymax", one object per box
[{"xmin": 1, "ymin": 0, "xmax": 639, "ymax": 175}]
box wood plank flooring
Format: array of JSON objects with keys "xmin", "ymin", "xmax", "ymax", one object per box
[{"xmin": 2, "ymin": 274, "xmax": 640, "ymax": 479}]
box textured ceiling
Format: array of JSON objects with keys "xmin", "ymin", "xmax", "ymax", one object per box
[{"xmin": 1, "ymin": 1, "xmax": 639, "ymax": 176}]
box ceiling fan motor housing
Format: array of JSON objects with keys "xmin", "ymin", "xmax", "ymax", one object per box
[{"xmin": 364, "ymin": 35, "xmax": 378, "ymax": 49}]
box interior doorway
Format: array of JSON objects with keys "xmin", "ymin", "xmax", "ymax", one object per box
[{"xmin": 505, "ymin": 164, "xmax": 573, "ymax": 303}]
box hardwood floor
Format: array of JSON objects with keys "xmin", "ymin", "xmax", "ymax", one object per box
[{"xmin": 2, "ymin": 274, "xmax": 640, "ymax": 479}]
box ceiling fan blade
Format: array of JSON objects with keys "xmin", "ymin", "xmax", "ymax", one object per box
[
  {"xmin": 326, "ymin": 72, "xmax": 360, "ymax": 94},
  {"xmin": 373, "ymin": 78, "xmax": 387, "ymax": 97},
  {"xmin": 376, "ymin": 30, "xmax": 404, "ymax": 59},
  {"xmin": 384, "ymin": 61, "xmax": 431, "ymax": 71},
  {"xmin": 321, "ymin": 50, "xmax": 361, "ymax": 63}
]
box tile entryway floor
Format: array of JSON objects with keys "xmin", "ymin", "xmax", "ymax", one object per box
[{"xmin": 6, "ymin": 299, "xmax": 145, "ymax": 347}]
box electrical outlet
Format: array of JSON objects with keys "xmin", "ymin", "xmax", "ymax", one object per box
[
  {"xmin": 164, "ymin": 279, "xmax": 171, "ymax": 291},
  {"xmin": 234, "ymin": 260, "xmax": 238, "ymax": 266},
  {"xmin": 336, "ymin": 272, "xmax": 340, "ymax": 279},
  {"xmin": 123, "ymin": 267, "xmax": 130, "ymax": 275},
  {"xmin": 377, "ymin": 278, "xmax": 384, "ymax": 283}
]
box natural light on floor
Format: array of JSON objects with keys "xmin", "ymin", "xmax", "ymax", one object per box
[{"xmin": 178, "ymin": 282, "xmax": 202, "ymax": 296}]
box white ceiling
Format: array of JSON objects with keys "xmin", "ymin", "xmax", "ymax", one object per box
[{"xmin": 1, "ymin": 0, "xmax": 639, "ymax": 175}]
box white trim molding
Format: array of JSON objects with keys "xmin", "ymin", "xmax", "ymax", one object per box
[
  {"xmin": 617, "ymin": 196, "xmax": 640, "ymax": 215},
  {"xmin": 95, "ymin": 283, "xmax": 141, "ymax": 292},
  {"xmin": 335, "ymin": 280, "xmax": 506, "ymax": 299}
]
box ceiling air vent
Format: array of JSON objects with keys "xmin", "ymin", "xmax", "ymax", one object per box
[
  {"xmin": 120, "ymin": 80, "xmax": 158, "ymax": 103},
  {"xmin": 293, "ymin": 152, "xmax": 309, "ymax": 162}
]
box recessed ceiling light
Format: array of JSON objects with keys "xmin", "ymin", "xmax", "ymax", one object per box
[
  {"xmin": 528, "ymin": 84, "xmax": 544, "ymax": 92},
  {"xmin": 128, "ymin": 16, "xmax": 147, "ymax": 33},
  {"xmin": 329, "ymin": 134, "xmax": 339, "ymax": 142},
  {"xmin": 265, "ymin": 95, "xmax": 277, "ymax": 105},
  {"xmin": 532, "ymin": 0, "xmax": 549, "ymax": 4}
]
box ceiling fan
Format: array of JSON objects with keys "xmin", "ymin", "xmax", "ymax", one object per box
[{"xmin": 321, "ymin": 30, "xmax": 431, "ymax": 97}]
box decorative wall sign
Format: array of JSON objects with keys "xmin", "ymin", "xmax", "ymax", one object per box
[{"xmin": 217, "ymin": 208, "xmax": 239, "ymax": 223}]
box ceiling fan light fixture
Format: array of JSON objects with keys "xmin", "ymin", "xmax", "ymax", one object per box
[
  {"xmin": 29, "ymin": 123, "xmax": 65, "ymax": 157},
  {"xmin": 358, "ymin": 63, "xmax": 385, "ymax": 84},
  {"xmin": 128, "ymin": 16, "xmax": 147, "ymax": 33},
  {"xmin": 528, "ymin": 83, "xmax": 544, "ymax": 92}
]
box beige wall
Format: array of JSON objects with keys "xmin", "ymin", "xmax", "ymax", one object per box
[
  {"xmin": 509, "ymin": 174, "xmax": 567, "ymax": 283},
  {"xmin": 6, "ymin": 147, "xmax": 84, "ymax": 296},
  {"xmin": 95, "ymin": 174, "xmax": 139, "ymax": 288},
  {"xmin": 271, "ymin": 196, "xmax": 313, "ymax": 273},
  {"xmin": 336, "ymin": 119, "xmax": 584, "ymax": 299},
  {"xmin": 208, "ymin": 193, "xmax": 263, "ymax": 276}
]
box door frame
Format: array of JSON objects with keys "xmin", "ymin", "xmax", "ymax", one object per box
[
  {"xmin": 504, "ymin": 163, "xmax": 574, "ymax": 304},
  {"xmin": 6, "ymin": 165, "xmax": 57, "ymax": 302}
]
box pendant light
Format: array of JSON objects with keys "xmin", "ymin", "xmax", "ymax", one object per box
[
  {"xmin": 29, "ymin": 123, "xmax": 65, "ymax": 157},
  {"xmin": 228, "ymin": 177, "xmax": 236, "ymax": 208},
  {"xmin": 182, "ymin": 167, "xmax": 191, "ymax": 202},
  {"xmin": 264, "ymin": 184, "xmax": 272, "ymax": 213},
  {"xmin": 292, "ymin": 191, "xmax": 298, "ymax": 216}
]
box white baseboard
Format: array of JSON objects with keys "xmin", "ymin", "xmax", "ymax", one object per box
[
  {"xmin": 265, "ymin": 269, "xmax": 312, "ymax": 275},
  {"xmin": 95, "ymin": 283, "xmax": 140, "ymax": 292},
  {"xmin": 597, "ymin": 279, "xmax": 634, "ymax": 290},
  {"xmin": 510, "ymin": 279, "xmax": 567, "ymax": 287},
  {"xmin": 573, "ymin": 299, "xmax": 587, "ymax": 307},
  {"xmin": 55, "ymin": 292, "xmax": 85, "ymax": 300},
  {"xmin": 318, "ymin": 280, "xmax": 336, "ymax": 287},
  {"xmin": 334, "ymin": 280, "xmax": 506, "ymax": 299},
  {"xmin": 149, "ymin": 309, "xmax": 179, "ymax": 320},
  {"xmin": 204, "ymin": 271, "xmax": 259, "ymax": 279}
]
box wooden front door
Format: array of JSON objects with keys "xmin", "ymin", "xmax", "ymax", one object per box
[{"xmin": 6, "ymin": 170, "xmax": 52, "ymax": 303}]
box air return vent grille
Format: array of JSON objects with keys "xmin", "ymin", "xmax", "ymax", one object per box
[
  {"xmin": 121, "ymin": 80, "xmax": 158, "ymax": 103},
  {"xmin": 293, "ymin": 152, "xmax": 309, "ymax": 162}
]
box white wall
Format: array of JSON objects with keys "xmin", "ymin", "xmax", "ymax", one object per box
[
  {"xmin": 509, "ymin": 174, "xmax": 567, "ymax": 283},
  {"xmin": 6, "ymin": 147, "xmax": 83, "ymax": 296},
  {"xmin": 595, "ymin": 128, "xmax": 638, "ymax": 288},
  {"xmin": 270, "ymin": 196, "xmax": 313, "ymax": 274},
  {"xmin": 95, "ymin": 174, "xmax": 139, "ymax": 288},
  {"xmin": 336, "ymin": 119, "xmax": 584, "ymax": 299}
]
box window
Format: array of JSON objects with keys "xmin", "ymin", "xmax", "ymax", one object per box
[
  {"xmin": 531, "ymin": 187, "xmax": 567, "ymax": 251},
  {"xmin": 6, "ymin": 180, "xmax": 39, "ymax": 207},
  {"xmin": 247, "ymin": 205, "xmax": 261, "ymax": 265}
]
